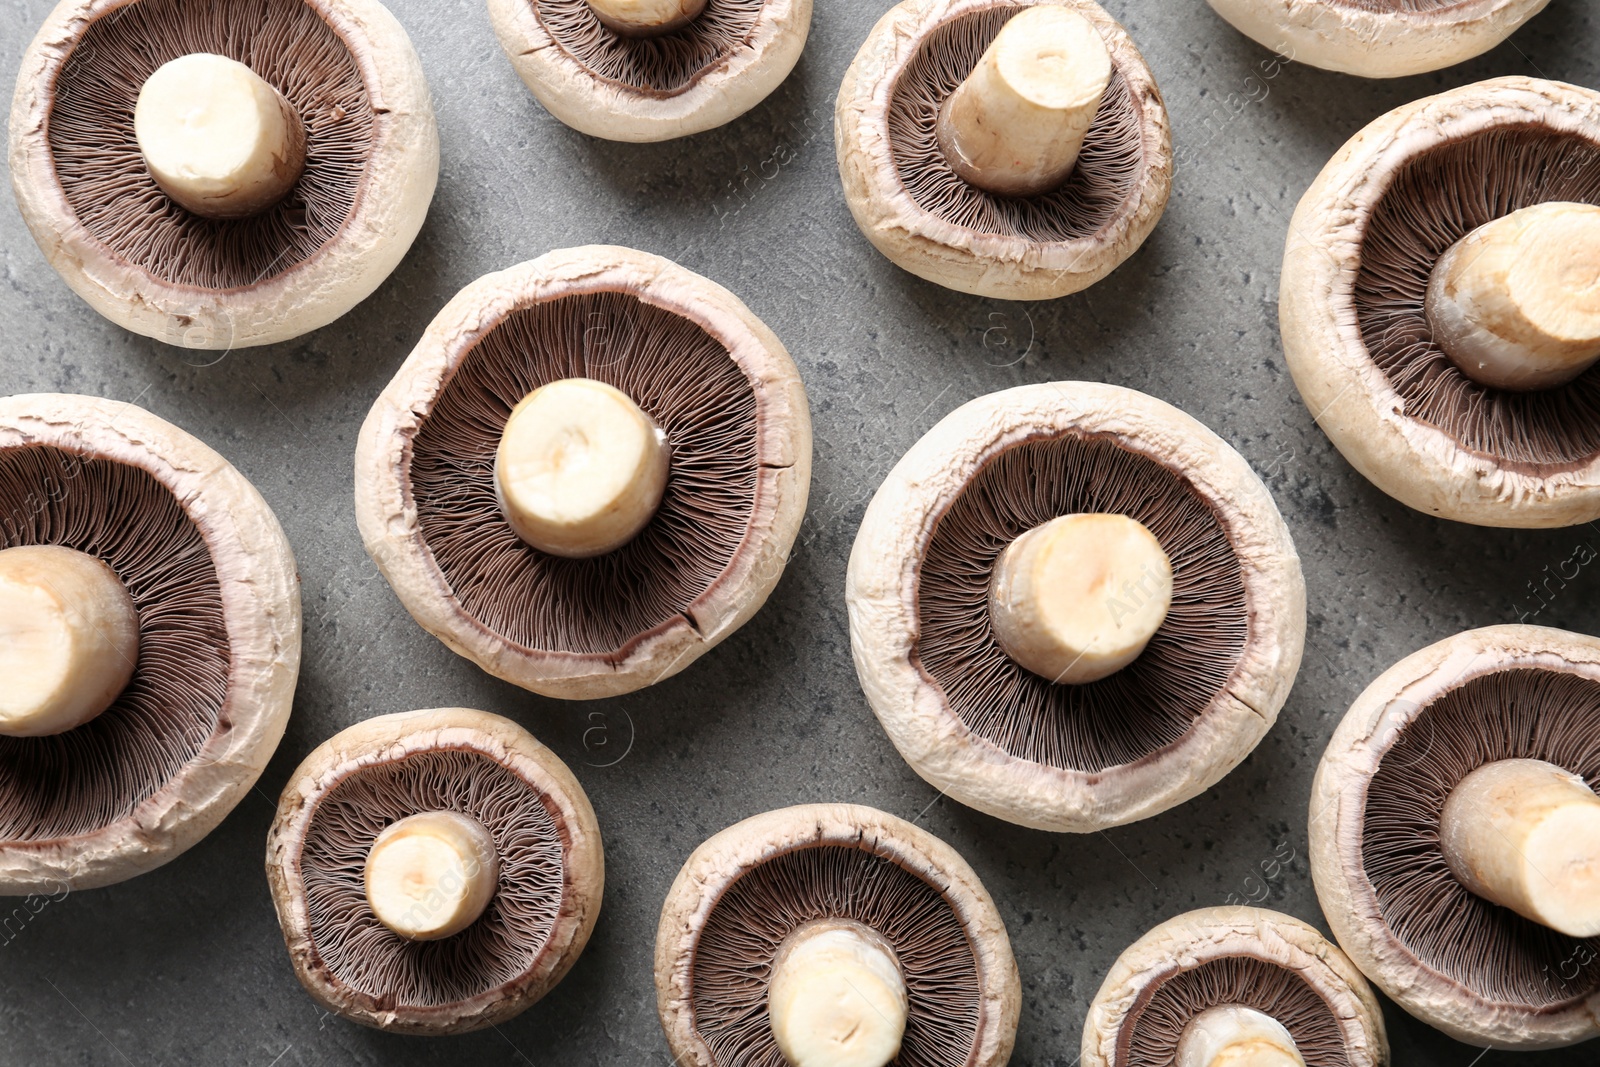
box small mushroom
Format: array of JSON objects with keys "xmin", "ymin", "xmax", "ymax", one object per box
[
  {"xmin": 1311, "ymin": 624, "xmax": 1600, "ymax": 1049},
  {"xmin": 654, "ymin": 803, "xmax": 1019, "ymax": 1067},
  {"xmin": 1205, "ymin": 0, "xmax": 1549, "ymax": 79},
  {"xmin": 266, "ymin": 707, "xmax": 603, "ymax": 1034},
  {"xmin": 1082, "ymin": 906, "xmax": 1388, "ymax": 1067},
  {"xmin": 835, "ymin": 0, "xmax": 1171, "ymax": 300},
  {"xmin": 1281, "ymin": 76, "xmax": 1600, "ymax": 528},
  {"xmin": 356, "ymin": 245, "xmax": 811, "ymax": 700},
  {"xmin": 0, "ymin": 393, "xmax": 301, "ymax": 894},
  {"xmin": 9, "ymin": 0, "xmax": 438, "ymax": 349},
  {"xmin": 488, "ymin": 0, "xmax": 811, "ymax": 142},
  {"xmin": 847, "ymin": 383, "xmax": 1304, "ymax": 832}
]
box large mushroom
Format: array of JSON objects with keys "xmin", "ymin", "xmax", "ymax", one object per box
[
  {"xmin": 487, "ymin": 0, "xmax": 812, "ymax": 142},
  {"xmin": 1082, "ymin": 906, "xmax": 1388, "ymax": 1067},
  {"xmin": 1281, "ymin": 77, "xmax": 1600, "ymax": 528},
  {"xmin": 835, "ymin": 0, "xmax": 1171, "ymax": 300},
  {"xmin": 0, "ymin": 393, "xmax": 300, "ymax": 894},
  {"xmin": 1205, "ymin": 0, "xmax": 1549, "ymax": 79},
  {"xmin": 655, "ymin": 803, "xmax": 1019, "ymax": 1067},
  {"xmin": 9, "ymin": 0, "xmax": 438, "ymax": 349},
  {"xmin": 356, "ymin": 245, "xmax": 811, "ymax": 700},
  {"xmin": 1311, "ymin": 624, "xmax": 1600, "ymax": 1049},
  {"xmin": 847, "ymin": 382, "xmax": 1304, "ymax": 832},
  {"xmin": 266, "ymin": 707, "xmax": 603, "ymax": 1034}
]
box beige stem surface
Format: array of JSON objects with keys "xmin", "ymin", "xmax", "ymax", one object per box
[
  {"xmin": 767, "ymin": 920, "xmax": 908, "ymax": 1067},
  {"xmin": 363, "ymin": 810, "xmax": 500, "ymax": 941},
  {"xmin": 584, "ymin": 0, "xmax": 706, "ymax": 37},
  {"xmin": 1176, "ymin": 1005, "xmax": 1305, "ymax": 1067}
]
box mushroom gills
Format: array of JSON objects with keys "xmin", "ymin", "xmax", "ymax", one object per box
[
  {"xmin": 134, "ymin": 53, "xmax": 306, "ymax": 219},
  {"xmin": 936, "ymin": 6, "xmax": 1112, "ymax": 198},
  {"xmin": 768, "ymin": 920, "xmax": 908, "ymax": 1067},
  {"xmin": 494, "ymin": 377, "xmax": 670, "ymax": 558},
  {"xmin": 363, "ymin": 810, "xmax": 500, "ymax": 941},
  {"xmin": 1440, "ymin": 757, "xmax": 1600, "ymax": 939},
  {"xmin": 0, "ymin": 545, "xmax": 139, "ymax": 738},
  {"xmin": 584, "ymin": 0, "xmax": 706, "ymax": 37},
  {"xmin": 988, "ymin": 513, "xmax": 1172, "ymax": 684},
  {"xmin": 1176, "ymin": 1005, "xmax": 1306, "ymax": 1067}
]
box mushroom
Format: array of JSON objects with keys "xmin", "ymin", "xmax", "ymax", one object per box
[
  {"xmin": 0, "ymin": 393, "xmax": 300, "ymax": 894},
  {"xmin": 355, "ymin": 245, "xmax": 811, "ymax": 700},
  {"xmin": 1281, "ymin": 76, "xmax": 1600, "ymax": 528},
  {"xmin": 9, "ymin": 0, "xmax": 438, "ymax": 349},
  {"xmin": 487, "ymin": 0, "xmax": 812, "ymax": 142},
  {"xmin": 847, "ymin": 382, "xmax": 1304, "ymax": 832},
  {"xmin": 266, "ymin": 707, "xmax": 603, "ymax": 1034},
  {"xmin": 654, "ymin": 803, "xmax": 1019, "ymax": 1067},
  {"xmin": 1204, "ymin": 0, "xmax": 1550, "ymax": 79},
  {"xmin": 1082, "ymin": 906, "xmax": 1388, "ymax": 1067},
  {"xmin": 835, "ymin": 0, "xmax": 1171, "ymax": 300},
  {"xmin": 1311, "ymin": 624, "xmax": 1600, "ymax": 1049}
]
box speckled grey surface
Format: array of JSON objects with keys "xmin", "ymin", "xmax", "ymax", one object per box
[{"xmin": 2, "ymin": 0, "xmax": 1599, "ymax": 1064}]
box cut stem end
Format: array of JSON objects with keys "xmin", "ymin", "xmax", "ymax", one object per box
[
  {"xmin": 584, "ymin": 0, "xmax": 707, "ymax": 37},
  {"xmin": 1177, "ymin": 1005, "xmax": 1306, "ymax": 1067},
  {"xmin": 768, "ymin": 920, "xmax": 908, "ymax": 1067},
  {"xmin": 363, "ymin": 810, "xmax": 500, "ymax": 941}
]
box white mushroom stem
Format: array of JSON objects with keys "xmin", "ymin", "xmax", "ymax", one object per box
[
  {"xmin": 1426, "ymin": 202, "xmax": 1600, "ymax": 391},
  {"xmin": 768, "ymin": 921, "xmax": 909, "ymax": 1067},
  {"xmin": 584, "ymin": 0, "xmax": 706, "ymax": 37},
  {"xmin": 1177, "ymin": 1005, "xmax": 1306, "ymax": 1067},
  {"xmin": 989, "ymin": 513, "xmax": 1173, "ymax": 685},
  {"xmin": 935, "ymin": 6, "xmax": 1112, "ymax": 199},
  {"xmin": 0, "ymin": 545, "xmax": 139, "ymax": 738},
  {"xmin": 135, "ymin": 52, "xmax": 306, "ymax": 220},
  {"xmin": 1440, "ymin": 758, "xmax": 1600, "ymax": 938},
  {"xmin": 495, "ymin": 377, "xmax": 669, "ymax": 558},
  {"xmin": 364, "ymin": 811, "xmax": 500, "ymax": 941}
]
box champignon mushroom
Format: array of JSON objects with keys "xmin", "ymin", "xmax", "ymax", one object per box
[
  {"xmin": 1082, "ymin": 906, "xmax": 1388, "ymax": 1067},
  {"xmin": 1205, "ymin": 0, "xmax": 1549, "ymax": 79},
  {"xmin": 1281, "ymin": 76, "xmax": 1600, "ymax": 528},
  {"xmin": 0, "ymin": 393, "xmax": 300, "ymax": 894},
  {"xmin": 9, "ymin": 0, "xmax": 438, "ymax": 349},
  {"xmin": 835, "ymin": 0, "xmax": 1171, "ymax": 300},
  {"xmin": 655, "ymin": 803, "xmax": 1019, "ymax": 1067},
  {"xmin": 1310, "ymin": 624, "xmax": 1600, "ymax": 1049},
  {"xmin": 355, "ymin": 245, "xmax": 811, "ymax": 700},
  {"xmin": 847, "ymin": 382, "xmax": 1305, "ymax": 832},
  {"xmin": 487, "ymin": 0, "xmax": 812, "ymax": 142},
  {"xmin": 266, "ymin": 707, "xmax": 603, "ymax": 1034}
]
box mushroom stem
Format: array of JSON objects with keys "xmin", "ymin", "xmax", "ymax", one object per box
[
  {"xmin": 363, "ymin": 810, "xmax": 500, "ymax": 941},
  {"xmin": 0, "ymin": 545, "xmax": 139, "ymax": 738},
  {"xmin": 495, "ymin": 377, "xmax": 669, "ymax": 558},
  {"xmin": 135, "ymin": 53, "xmax": 306, "ymax": 220},
  {"xmin": 767, "ymin": 920, "xmax": 909, "ymax": 1067},
  {"xmin": 1425, "ymin": 202, "xmax": 1600, "ymax": 391},
  {"xmin": 1177, "ymin": 1005, "xmax": 1306, "ymax": 1067},
  {"xmin": 584, "ymin": 0, "xmax": 706, "ymax": 37},
  {"xmin": 1440, "ymin": 757, "xmax": 1600, "ymax": 938},
  {"xmin": 988, "ymin": 513, "xmax": 1172, "ymax": 685},
  {"xmin": 935, "ymin": 6, "xmax": 1112, "ymax": 199}
]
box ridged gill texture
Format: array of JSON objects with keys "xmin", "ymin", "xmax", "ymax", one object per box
[
  {"xmin": 0, "ymin": 446, "xmax": 229, "ymax": 843},
  {"xmin": 1363, "ymin": 668, "xmax": 1600, "ymax": 1007},
  {"xmin": 915, "ymin": 432, "xmax": 1250, "ymax": 773},
  {"xmin": 297, "ymin": 748, "xmax": 566, "ymax": 1007},
  {"xmin": 46, "ymin": 0, "xmax": 374, "ymax": 290},
  {"xmin": 688, "ymin": 843, "xmax": 981, "ymax": 1066},
  {"xmin": 1354, "ymin": 125, "xmax": 1600, "ymax": 467},
  {"xmin": 1329, "ymin": 0, "xmax": 1472, "ymax": 12},
  {"xmin": 887, "ymin": 5, "xmax": 1145, "ymax": 241},
  {"xmin": 534, "ymin": 0, "xmax": 765, "ymax": 94}
]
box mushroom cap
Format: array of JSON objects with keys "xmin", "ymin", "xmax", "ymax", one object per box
[
  {"xmin": 1082, "ymin": 906, "xmax": 1388, "ymax": 1067},
  {"xmin": 0, "ymin": 393, "xmax": 300, "ymax": 894},
  {"xmin": 487, "ymin": 0, "xmax": 811, "ymax": 142},
  {"xmin": 1205, "ymin": 0, "xmax": 1549, "ymax": 79},
  {"xmin": 847, "ymin": 383, "xmax": 1305, "ymax": 832},
  {"xmin": 835, "ymin": 0, "xmax": 1171, "ymax": 301},
  {"xmin": 8, "ymin": 0, "xmax": 438, "ymax": 349},
  {"xmin": 355, "ymin": 245, "xmax": 811, "ymax": 700},
  {"xmin": 1281, "ymin": 76, "xmax": 1600, "ymax": 528},
  {"xmin": 265, "ymin": 707, "xmax": 604, "ymax": 1035},
  {"xmin": 654, "ymin": 802, "xmax": 1020, "ymax": 1067},
  {"xmin": 1310, "ymin": 624, "xmax": 1600, "ymax": 1049}
]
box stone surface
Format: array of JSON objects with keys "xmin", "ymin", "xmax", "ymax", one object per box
[{"xmin": 2, "ymin": 0, "xmax": 1598, "ymax": 1064}]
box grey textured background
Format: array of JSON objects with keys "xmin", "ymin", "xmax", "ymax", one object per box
[{"xmin": 2, "ymin": 0, "xmax": 1599, "ymax": 1064}]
